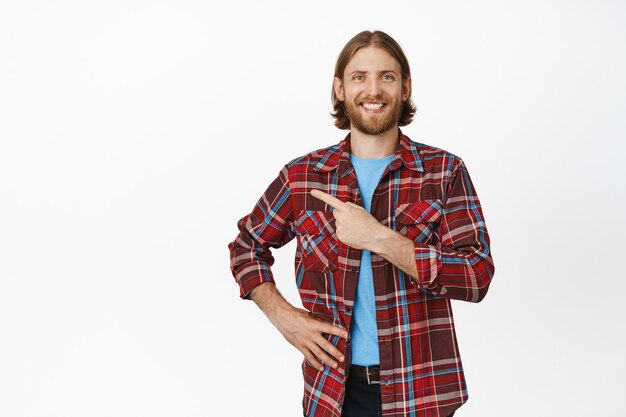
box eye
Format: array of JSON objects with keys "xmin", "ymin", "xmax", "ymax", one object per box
[
  {"xmin": 382, "ymin": 74, "xmax": 395, "ymax": 81},
  {"xmin": 352, "ymin": 74, "xmax": 364, "ymax": 81}
]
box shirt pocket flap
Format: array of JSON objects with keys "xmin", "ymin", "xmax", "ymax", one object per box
[
  {"xmin": 295, "ymin": 210, "xmax": 336, "ymax": 235},
  {"xmin": 394, "ymin": 199, "xmax": 443, "ymax": 225}
]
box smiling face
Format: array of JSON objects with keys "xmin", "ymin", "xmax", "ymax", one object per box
[{"xmin": 333, "ymin": 46, "xmax": 411, "ymax": 135}]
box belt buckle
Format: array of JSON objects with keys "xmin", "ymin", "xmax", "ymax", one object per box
[{"xmin": 366, "ymin": 366, "xmax": 380, "ymax": 385}]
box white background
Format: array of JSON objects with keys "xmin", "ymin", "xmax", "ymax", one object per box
[{"xmin": 1, "ymin": 1, "xmax": 625, "ymax": 416}]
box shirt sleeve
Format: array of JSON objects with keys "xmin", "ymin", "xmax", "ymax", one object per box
[
  {"xmin": 227, "ymin": 164, "xmax": 296, "ymax": 300},
  {"xmin": 410, "ymin": 158, "xmax": 496, "ymax": 302}
]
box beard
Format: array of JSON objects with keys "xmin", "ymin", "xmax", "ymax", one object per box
[{"xmin": 344, "ymin": 92, "xmax": 403, "ymax": 135}]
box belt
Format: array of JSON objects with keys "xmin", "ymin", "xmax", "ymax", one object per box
[{"xmin": 349, "ymin": 364, "xmax": 380, "ymax": 385}]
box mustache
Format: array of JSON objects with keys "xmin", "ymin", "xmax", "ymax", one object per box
[{"xmin": 355, "ymin": 94, "xmax": 392, "ymax": 104}]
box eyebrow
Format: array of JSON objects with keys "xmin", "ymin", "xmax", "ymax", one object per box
[{"xmin": 349, "ymin": 70, "xmax": 399, "ymax": 75}]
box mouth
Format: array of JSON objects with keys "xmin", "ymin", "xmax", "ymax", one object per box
[{"xmin": 360, "ymin": 101, "xmax": 385, "ymax": 112}]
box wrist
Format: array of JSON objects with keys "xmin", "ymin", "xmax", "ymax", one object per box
[
  {"xmin": 270, "ymin": 301, "xmax": 295, "ymax": 328},
  {"xmin": 251, "ymin": 283, "xmax": 294, "ymax": 324},
  {"xmin": 368, "ymin": 224, "xmax": 395, "ymax": 255}
]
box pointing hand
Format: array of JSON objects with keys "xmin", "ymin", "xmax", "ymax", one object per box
[{"xmin": 310, "ymin": 189, "xmax": 383, "ymax": 251}]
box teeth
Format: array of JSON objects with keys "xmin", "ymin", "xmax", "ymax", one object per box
[{"xmin": 362, "ymin": 102, "xmax": 383, "ymax": 110}]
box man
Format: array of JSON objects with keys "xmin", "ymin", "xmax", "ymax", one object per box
[{"xmin": 228, "ymin": 30, "xmax": 495, "ymax": 417}]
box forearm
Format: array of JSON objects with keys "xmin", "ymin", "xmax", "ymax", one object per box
[
  {"xmin": 249, "ymin": 282, "xmax": 295, "ymax": 325},
  {"xmin": 249, "ymin": 282, "xmax": 348, "ymax": 372},
  {"xmin": 368, "ymin": 225, "xmax": 419, "ymax": 279},
  {"xmin": 368, "ymin": 223, "xmax": 494, "ymax": 302}
]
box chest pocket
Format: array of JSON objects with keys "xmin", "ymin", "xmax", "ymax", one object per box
[
  {"xmin": 394, "ymin": 199, "xmax": 443, "ymax": 244},
  {"xmin": 295, "ymin": 210, "xmax": 338, "ymax": 273}
]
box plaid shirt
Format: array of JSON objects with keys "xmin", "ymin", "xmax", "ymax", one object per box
[{"xmin": 228, "ymin": 129, "xmax": 495, "ymax": 417}]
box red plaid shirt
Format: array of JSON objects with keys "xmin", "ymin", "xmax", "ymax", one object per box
[{"xmin": 228, "ymin": 129, "xmax": 495, "ymax": 417}]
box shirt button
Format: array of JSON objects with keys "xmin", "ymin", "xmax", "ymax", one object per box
[
  {"xmin": 345, "ymin": 306, "xmax": 352, "ymax": 314},
  {"xmin": 351, "ymin": 267, "xmax": 357, "ymax": 273}
]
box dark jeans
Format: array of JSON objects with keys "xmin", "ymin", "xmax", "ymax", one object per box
[
  {"xmin": 303, "ymin": 374, "xmax": 456, "ymax": 417},
  {"xmin": 340, "ymin": 373, "xmax": 383, "ymax": 417}
]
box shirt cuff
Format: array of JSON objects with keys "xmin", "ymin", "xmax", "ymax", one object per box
[
  {"xmin": 411, "ymin": 242, "xmax": 442, "ymax": 291},
  {"xmin": 237, "ymin": 264, "xmax": 276, "ymax": 300}
]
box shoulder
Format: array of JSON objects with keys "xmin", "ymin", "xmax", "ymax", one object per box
[
  {"xmin": 269, "ymin": 143, "xmax": 340, "ymax": 185},
  {"xmin": 414, "ymin": 139, "xmax": 461, "ymax": 160},
  {"xmin": 284, "ymin": 143, "xmax": 339, "ymax": 168},
  {"xmin": 410, "ymin": 138, "xmax": 465, "ymax": 173}
]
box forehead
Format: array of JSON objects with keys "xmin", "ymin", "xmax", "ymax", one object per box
[{"xmin": 343, "ymin": 46, "xmax": 401, "ymax": 75}]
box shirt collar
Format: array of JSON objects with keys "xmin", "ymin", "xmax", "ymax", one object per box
[{"xmin": 314, "ymin": 128, "xmax": 424, "ymax": 174}]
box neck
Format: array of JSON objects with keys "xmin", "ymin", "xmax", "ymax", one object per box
[{"xmin": 349, "ymin": 125, "xmax": 399, "ymax": 159}]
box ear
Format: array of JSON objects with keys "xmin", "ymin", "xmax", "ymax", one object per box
[
  {"xmin": 402, "ymin": 76, "xmax": 412, "ymax": 101},
  {"xmin": 333, "ymin": 76, "xmax": 345, "ymax": 101}
]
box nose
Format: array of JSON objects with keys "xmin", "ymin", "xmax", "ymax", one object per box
[{"xmin": 364, "ymin": 77, "xmax": 382, "ymax": 97}]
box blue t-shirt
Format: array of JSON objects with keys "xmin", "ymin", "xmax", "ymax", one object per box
[{"xmin": 349, "ymin": 152, "xmax": 394, "ymax": 366}]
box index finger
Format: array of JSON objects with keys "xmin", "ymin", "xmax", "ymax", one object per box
[
  {"xmin": 319, "ymin": 321, "xmax": 349, "ymax": 339},
  {"xmin": 310, "ymin": 189, "xmax": 345, "ymax": 210}
]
